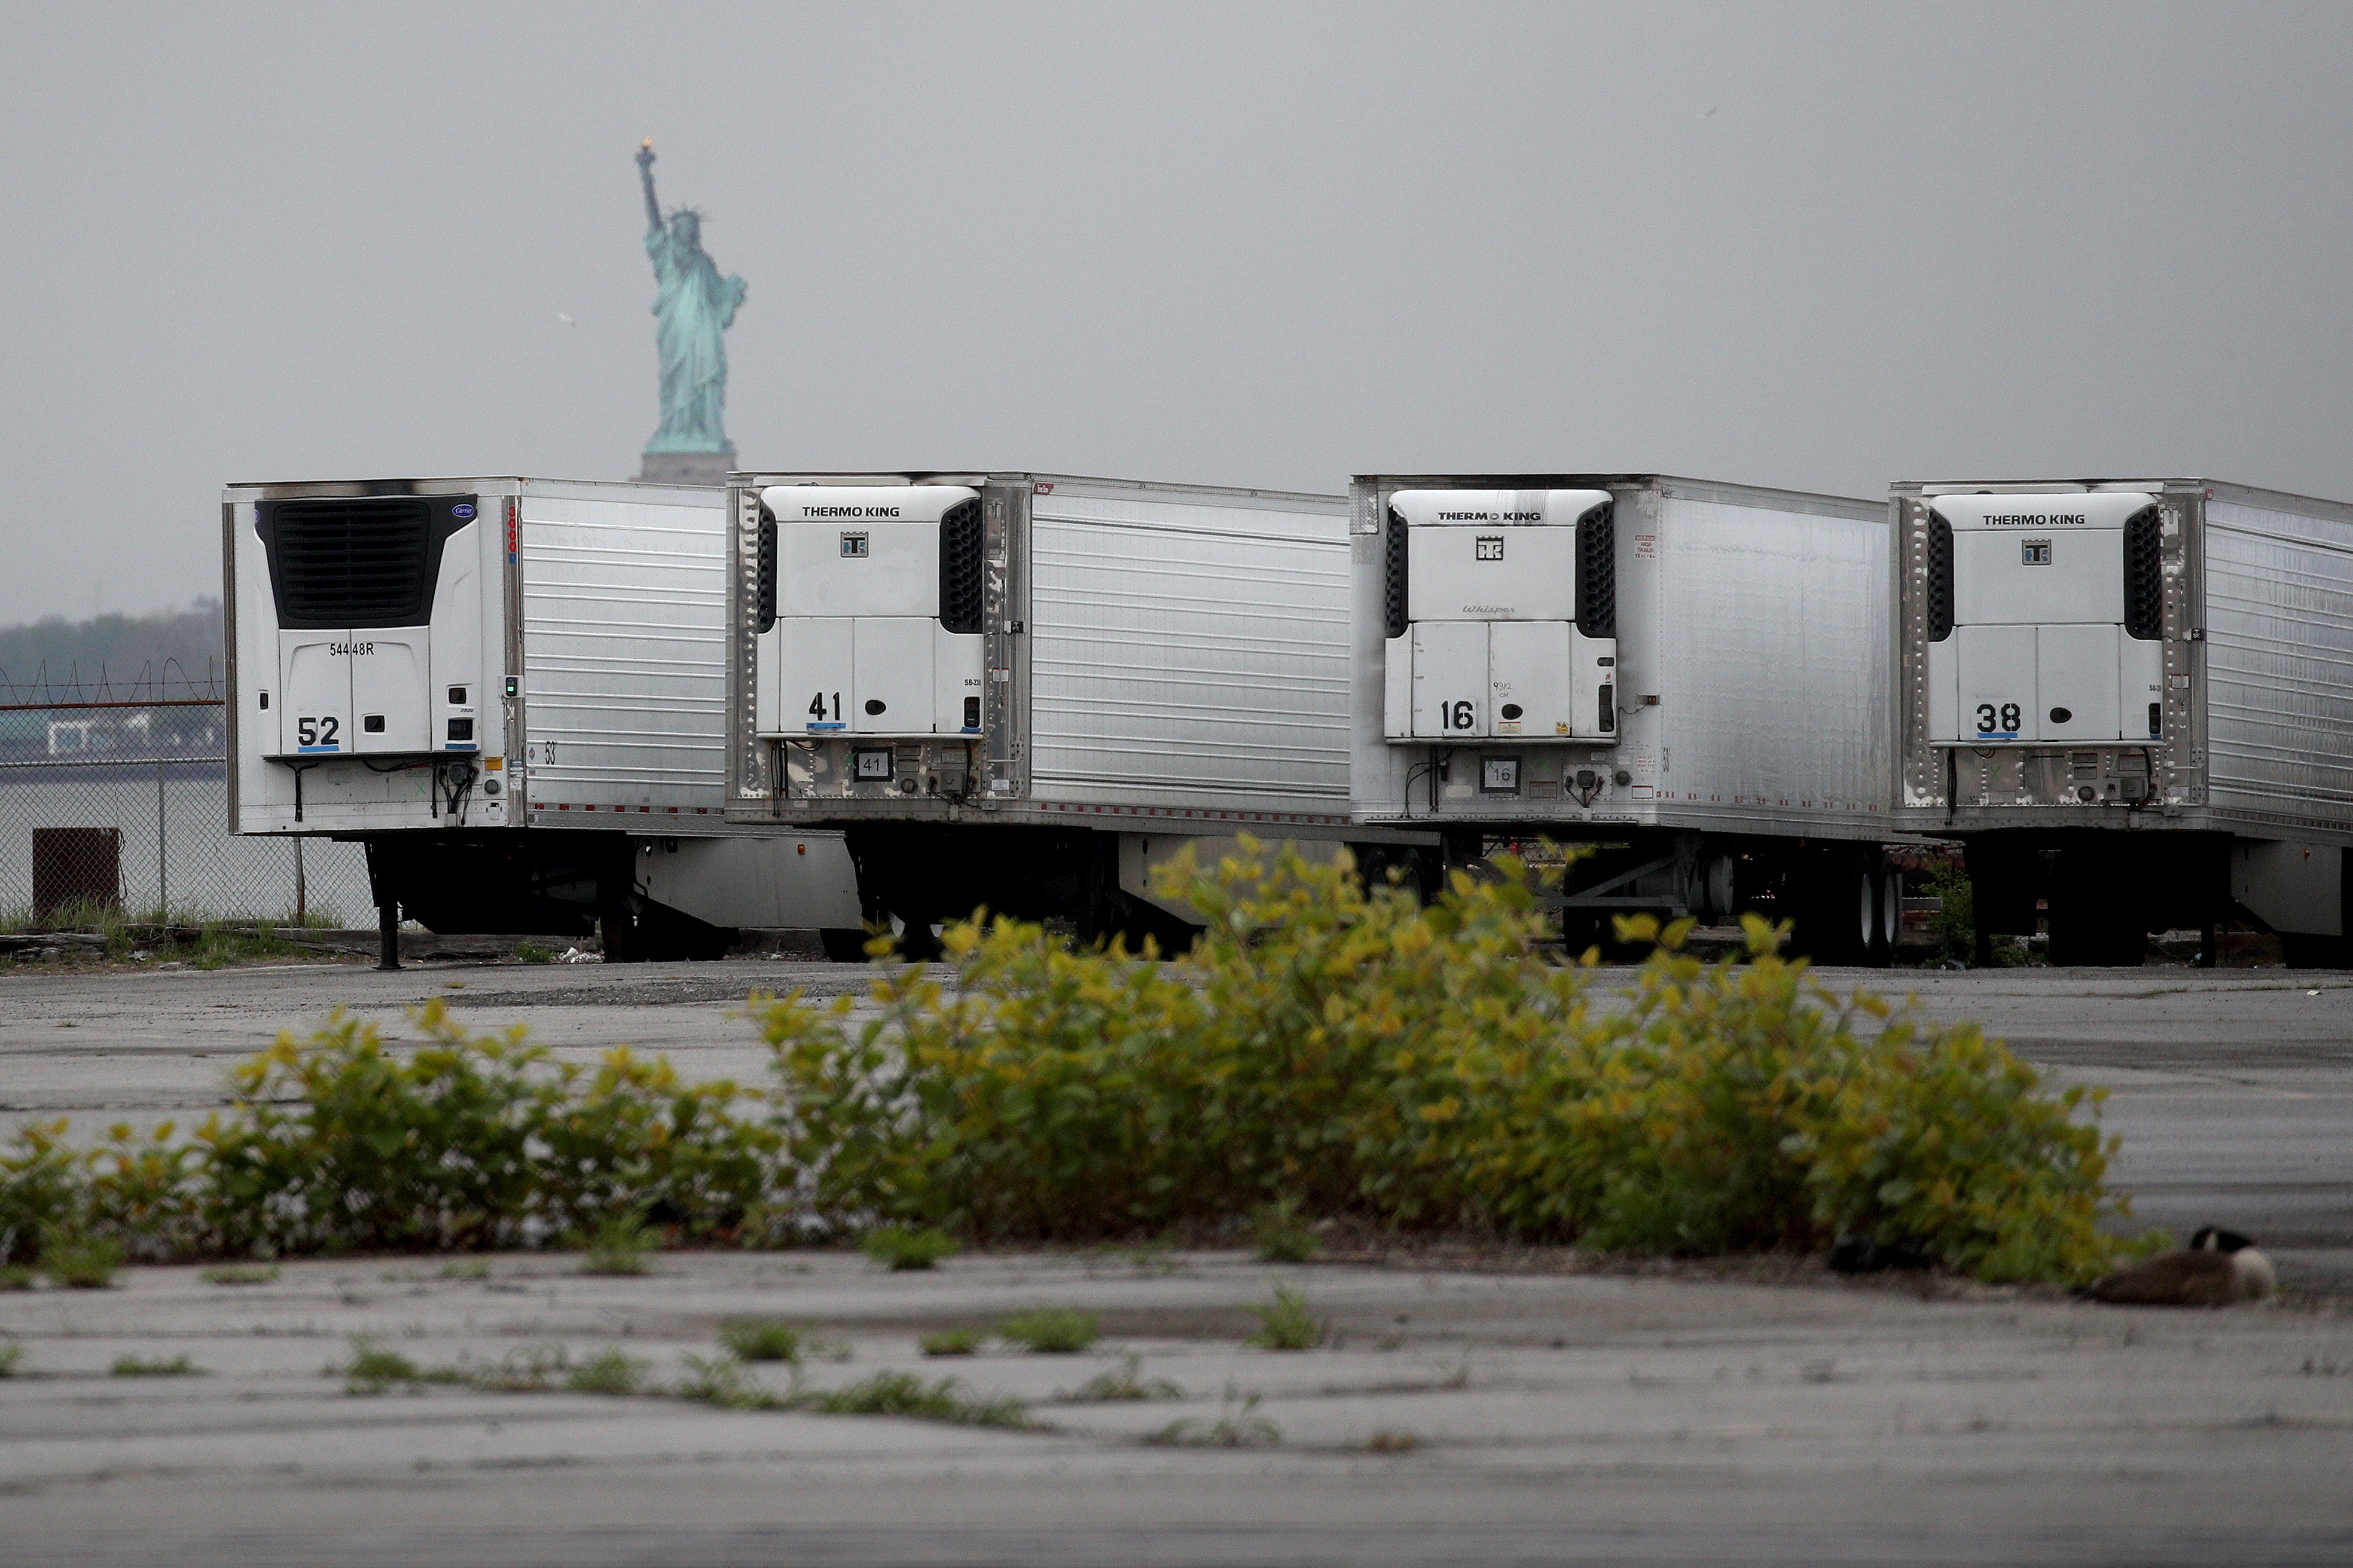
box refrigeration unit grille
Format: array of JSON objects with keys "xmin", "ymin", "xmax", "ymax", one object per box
[
  {"xmin": 938, "ymin": 498, "xmax": 985, "ymax": 634},
  {"xmin": 1574, "ymin": 501, "xmax": 1616, "ymax": 637},
  {"xmin": 2124, "ymin": 506, "xmax": 2163, "ymax": 640},
  {"xmin": 1925, "ymin": 518, "xmax": 1955, "ymax": 642},
  {"xmin": 1382, "ymin": 506, "xmax": 1409, "ymax": 639},
  {"xmin": 756, "ymin": 504, "xmax": 779, "ymax": 634},
  {"xmin": 261, "ymin": 497, "xmax": 439, "ymax": 628}
]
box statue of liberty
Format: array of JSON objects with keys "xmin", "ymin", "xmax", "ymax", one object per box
[{"xmin": 636, "ymin": 140, "xmax": 746, "ymax": 480}]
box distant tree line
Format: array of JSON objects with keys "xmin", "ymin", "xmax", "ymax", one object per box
[{"xmin": 0, "ymin": 600, "xmax": 224, "ymax": 702}]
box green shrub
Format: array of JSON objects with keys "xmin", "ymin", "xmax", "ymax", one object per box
[
  {"xmin": 919, "ymin": 1327, "xmax": 981, "ymax": 1357},
  {"xmin": 860, "ymin": 1225, "xmax": 959, "ymax": 1270},
  {"xmin": 515, "ymin": 942, "xmax": 557, "ymax": 965},
  {"xmin": 200, "ymin": 1263, "xmax": 278, "ymax": 1286},
  {"xmin": 111, "ymin": 1353, "xmax": 203, "ymax": 1376},
  {"xmin": 718, "ymin": 1320, "xmax": 802, "ymax": 1363},
  {"xmin": 0, "ymin": 1266, "xmax": 34, "ymax": 1290},
  {"xmin": 999, "ymin": 1308, "xmax": 1099, "ymax": 1354},
  {"xmin": 754, "ymin": 840, "xmax": 2131, "ymax": 1284},
  {"xmin": 1244, "ymin": 1285, "xmax": 1324, "ymax": 1350}
]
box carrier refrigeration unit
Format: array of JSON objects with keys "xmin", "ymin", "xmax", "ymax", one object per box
[
  {"xmin": 727, "ymin": 472, "xmax": 1427, "ymax": 950},
  {"xmin": 225, "ymin": 476, "xmax": 862, "ymax": 962},
  {"xmin": 1351, "ymin": 473, "xmax": 1902, "ymax": 961},
  {"xmin": 1897, "ymin": 477, "xmax": 2353, "ymax": 965}
]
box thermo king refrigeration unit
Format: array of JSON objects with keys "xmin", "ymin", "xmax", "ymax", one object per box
[
  {"xmin": 225, "ymin": 476, "xmax": 861, "ymax": 962},
  {"xmin": 726, "ymin": 471, "xmax": 1430, "ymax": 950},
  {"xmin": 1896, "ymin": 476, "xmax": 2353, "ymax": 965},
  {"xmin": 1351, "ymin": 473, "xmax": 1902, "ymax": 961}
]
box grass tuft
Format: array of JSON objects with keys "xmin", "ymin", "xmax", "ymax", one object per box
[
  {"xmin": 860, "ymin": 1225, "xmax": 959, "ymax": 1271},
  {"xmin": 563, "ymin": 1347, "xmax": 647, "ymax": 1396},
  {"xmin": 200, "ymin": 1263, "xmax": 279, "ymax": 1286},
  {"xmin": 0, "ymin": 1341, "xmax": 22, "ymax": 1377},
  {"xmin": 1149, "ymin": 1383, "xmax": 1281, "ymax": 1448},
  {"xmin": 1365, "ymin": 1427, "xmax": 1421, "ymax": 1453},
  {"xmin": 111, "ymin": 1353, "xmax": 204, "ymax": 1376},
  {"xmin": 677, "ymin": 1352, "xmax": 786, "ymax": 1411},
  {"xmin": 576, "ymin": 1212, "xmax": 657, "ymax": 1276},
  {"xmin": 1059, "ymin": 1351, "xmax": 1182, "ymax": 1403},
  {"xmin": 718, "ymin": 1320, "xmax": 802, "ymax": 1364},
  {"xmin": 918, "ymin": 1327, "xmax": 982, "ymax": 1357},
  {"xmin": 1244, "ymin": 1285, "xmax": 1325, "ymax": 1350},
  {"xmin": 1247, "ymin": 1199, "xmax": 1319, "ymax": 1263},
  {"xmin": 514, "ymin": 942, "xmax": 557, "ymax": 965},
  {"xmin": 999, "ymin": 1307, "xmax": 1099, "ymax": 1354},
  {"xmin": 802, "ymin": 1369, "xmax": 1033, "ymax": 1429},
  {"xmin": 41, "ymin": 1231, "xmax": 122, "ymax": 1289},
  {"xmin": 337, "ymin": 1336, "xmax": 420, "ymax": 1396},
  {"xmin": 470, "ymin": 1344, "xmax": 568, "ymax": 1392},
  {"xmin": 0, "ymin": 1266, "xmax": 35, "ymax": 1291},
  {"xmin": 440, "ymin": 1258, "xmax": 492, "ymax": 1281}
]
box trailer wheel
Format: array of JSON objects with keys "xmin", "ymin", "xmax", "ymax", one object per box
[{"xmin": 820, "ymin": 928, "xmax": 874, "ymax": 962}]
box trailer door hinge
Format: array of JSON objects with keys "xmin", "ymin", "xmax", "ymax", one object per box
[{"xmin": 1002, "ymin": 620, "xmax": 1024, "ymax": 635}]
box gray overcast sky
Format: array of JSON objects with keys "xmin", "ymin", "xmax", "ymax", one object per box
[{"xmin": 3, "ymin": 1, "xmax": 2348, "ymax": 623}]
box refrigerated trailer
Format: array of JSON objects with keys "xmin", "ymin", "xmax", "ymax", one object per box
[
  {"xmin": 1351, "ymin": 473, "xmax": 1903, "ymax": 961},
  {"xmin": 225, "ymin": 476, "xmax": 862, "ymax": 962},
  {"xmin": 1896, "ymin": 476, "xmax": 2353, "ymax": 965},
  {"xmin": 725, "ymin": 472, "xmax": 1431, "ymax": 948}
]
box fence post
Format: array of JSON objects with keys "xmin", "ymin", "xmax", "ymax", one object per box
[
  {"xmin": 295, "ymin": 836, "xmax": 307, "ymax": 924},
  {"xmin": 156, "ymin": 757, "xmax": 167, "ymax": 922}
]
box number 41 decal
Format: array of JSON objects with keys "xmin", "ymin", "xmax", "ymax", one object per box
[{"xmin": 807, "ymin": 691, "xmax": 843, "ymax": 728}]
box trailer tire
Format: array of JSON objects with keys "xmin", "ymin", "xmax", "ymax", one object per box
[{"xmin": 820, "ymin": 928, "xmax": 874, "ymax": 962}]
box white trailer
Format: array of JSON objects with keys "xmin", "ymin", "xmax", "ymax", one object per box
[
  {"xmin": 1351, "ymin": 473, "xmax": 1902, "ymax": 961},
  {"xmin": 1895, "ymin": 476, "xmax": 2353, "ymax": 965},
  {"xmin": 725, "ymin": 471, "xmax": 1426, "ymax": 949},
  {"xmin": 224, "ymin": 476, "xmax": 862, "ymax": 962}
]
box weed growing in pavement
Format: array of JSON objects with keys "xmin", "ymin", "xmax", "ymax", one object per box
[
  {"xmin": 200, "ymin": 1263, "xmax": 279, "ymax": 1285},
  {"xmin": 1364, "ymin": 1428, "xmax": 1421, "ymax": 1453},
  {"xmin": 718, "ymin": 1320, "xmax": 802, "ymax": 1363},
  {"xmin": 919, "ymin": 1327, "xmax": 982, "ymax": 1357},
  {"xmin": 676, "ymin": 1352, "xmax": 788, "ymax": 1411},
  {"xmin": 0, "ymin": 1341, "xmax": 22, "ymax": 1376},
  {"xmin": 471, "ymin": 1344, "xmax": 570, "ymax": 1392},
  {"xmin": 860, "ymin": 1225, "xmax": 959, "ymax": 1270},
  {"xmin": 514, "ymin": 942, "xmax": 557, "ymax": 965},
  {"xmin": 999, "ymin": 1308, "xmax": 1099, "ymax": 1353},
  {"xmin": 110, "ymin": 1354, "xmax": 204, "ymax": 1376},
  {"xmin": 802, "ymin": 1370, "xmax": 1033, "ymax": 1429},
  {"xmin": 337, "ymin": 1337, "xmax": 422, "ymax": 1396},
  {"xmin": 1245, "ymin": 1286, "xmax": 1325, "ymax": 1351},
  {"xmin": 439, "ymin": 1258, "xmax": 490, "ymax": 1281},
  {"xmin": 576, "ymin": 1211, "xmax": 657, "ymax": 1276},
  {"xmin": 1058, "ymin": 1352, "xmax": 1182, "ymax": 1403},
  {"xmin": 1149, "ymin": 1384, "xmax": 1280, "ymax": 1448},
  {"xmin": 39, "ymin": 1230, "xmax": 120, "ymax": 1288},
  {"xmin": 564, "ymin": 1347, "xmax": 647, "ymax": 1396},
  {"xmin": 1247, "ymin": 1199, "xmax": 1318, "ymax": 1264}
]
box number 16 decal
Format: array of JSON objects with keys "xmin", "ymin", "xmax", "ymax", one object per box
[{"xmin": 1441, "ymin": 699, "xmax": 1477, "ymax": 730}]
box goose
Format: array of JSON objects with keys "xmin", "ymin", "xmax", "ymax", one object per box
[{"xmin": 2082, "ymin": 1226, "xmax": 2275, "ymax": 1307}]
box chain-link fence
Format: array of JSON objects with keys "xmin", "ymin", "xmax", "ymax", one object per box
[{"xmin": 0, "ymin": 701, "xmax": 370, "ymax": 926}]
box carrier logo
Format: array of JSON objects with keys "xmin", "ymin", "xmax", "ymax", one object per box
[
  {"xmin": 451, "ymin": 503, "xmax": 475, "ymax": 519},
  {"xmin": 840, "ymin": 532, "xmax": 869, "ymax": 558},
  {"xmin": 1980, "ymin": 512, "xmax": 2088, "ymax": 527},
  {"xmin": 329, "ymin": 641, "xmax": 376, "ymax": 657},
  {"xmin": 1475, "ymin": 536, "xmax": 1504, "ymax": 561}
]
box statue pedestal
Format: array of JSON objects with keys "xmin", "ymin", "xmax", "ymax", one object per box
[{"xmin": 639, "ymin": 448, "xmax": 738, "ymax": 487}]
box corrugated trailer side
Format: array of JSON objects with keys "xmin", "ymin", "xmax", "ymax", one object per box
[
  {"xmin": 1026, "ymin": 481, "xmax": 1351, "ymax": 815},
  {"xmin": 1644, "ymin": 486, "xmax": 1890, "ymax": 836},
  {"xmin": 2202, "ymin": 484, "xmax": 2353, "ymax": 833}
]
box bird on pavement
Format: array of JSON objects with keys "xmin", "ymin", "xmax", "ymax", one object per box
[{"xmin": 2081, "ymin": 1226, "xmax": 2275, "ymax": 1306}]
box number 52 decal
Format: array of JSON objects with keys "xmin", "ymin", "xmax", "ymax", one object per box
[
  {"xmin": 297, "ymin": 716, "xmax": 341, "ymax": 749},
  {"xmin": 1974, "ymin": 702, "xmax": 2022, "ymax": 736}
]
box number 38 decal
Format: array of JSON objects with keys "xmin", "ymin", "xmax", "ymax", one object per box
[{"xmin": 1974, "ymin": 702, "xmax": 2022, "ymax": 736}]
